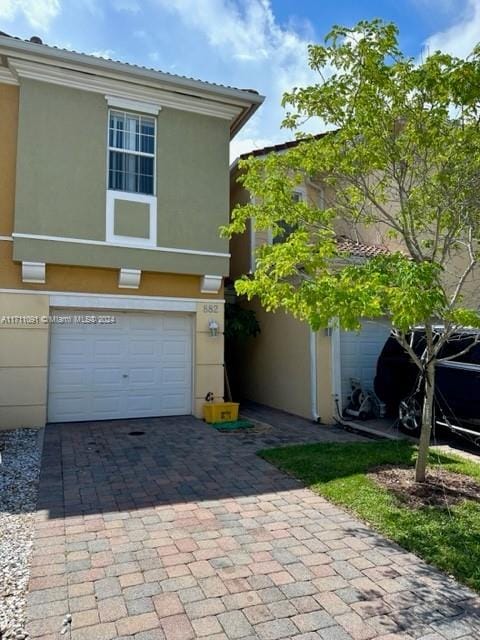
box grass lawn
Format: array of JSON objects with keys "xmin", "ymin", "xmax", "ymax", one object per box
[{"xmin": 260, "ymin": 439, "xmax": 480, "ymax": 592}]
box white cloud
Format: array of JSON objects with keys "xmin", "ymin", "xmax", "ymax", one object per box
[
  {"xmin": 423, "ymin": 0, "xmax": 480, "ymax": 58},
  {"xmin": 89, "ymin": 48, "xmax": 116, "ymax": 60},
  {"xmin": 113, "ymin": 0, "xmax": 140, "ymax": 13},
  {"xmin": 0, "ymin": 0, "xmax": 61, "ymax": 31},
  {"xmin": 152, "ymin": 0, "xmax": 322, "ymax": 162}
]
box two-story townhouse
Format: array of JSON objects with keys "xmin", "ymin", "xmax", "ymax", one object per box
[
  {"xmin": 229, "ymin": 139, "xmax": 392, "ymax": 424},
  {"xmin": 0, "ymin": 33, "xmax": 263, "ymax": 429}
]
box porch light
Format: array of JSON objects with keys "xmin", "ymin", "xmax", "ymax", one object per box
[{"xmin": 208, "ymin": 319, "xmax": 219, "ymax": 337}]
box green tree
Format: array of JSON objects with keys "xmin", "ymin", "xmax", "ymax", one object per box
[{"xmin": 223, "ymin": 20, "xmax": 480, "ymax": 482}]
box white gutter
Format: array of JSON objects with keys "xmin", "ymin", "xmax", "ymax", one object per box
[{"xmin": 310, "ymin": 329, "xmax": 320, "ymax": 422}]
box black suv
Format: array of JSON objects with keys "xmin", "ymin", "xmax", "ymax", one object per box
[{"xmin": 374, "ymin": 331, "xmax": 480, "ymax": 444}]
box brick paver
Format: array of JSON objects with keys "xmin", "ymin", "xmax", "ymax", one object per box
[{"xmin": 26, "ymin": 407, "xmax": 480, "ymax": 639}]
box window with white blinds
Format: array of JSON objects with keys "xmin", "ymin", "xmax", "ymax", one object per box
[{"xmin": 108, "ymin": 110, "xmax": 156, "ymax": 196}]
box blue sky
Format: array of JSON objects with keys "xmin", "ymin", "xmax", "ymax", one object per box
[{"xmin": 1, "ymin": 0, "xmax": 479, "ymax": 160}]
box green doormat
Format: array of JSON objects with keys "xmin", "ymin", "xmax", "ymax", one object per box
[{"xmin": 211, "ymin": 419, "xmax": 254, "ymax": 431}]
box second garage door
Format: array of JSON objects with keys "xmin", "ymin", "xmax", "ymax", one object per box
[
  {"xmin": 48, "ymin": 310, "xmax": 192, "ymax": 422},
  {"xmin": 340, "ymin": 320, "xmax": 391, "ymax": 409}
]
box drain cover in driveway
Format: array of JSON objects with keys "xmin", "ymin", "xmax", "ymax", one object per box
[{"xmin": 128, "ymin": 431, "xmax": 145, "ymax": 436}]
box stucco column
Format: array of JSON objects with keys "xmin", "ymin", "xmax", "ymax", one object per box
[
  {"xmin": 193, "ymin": 301, "xmax": 224, "ymax": 418},
  {"xmin": 0, "ymin": 292, "xmax": 49, "ymax": 430}
]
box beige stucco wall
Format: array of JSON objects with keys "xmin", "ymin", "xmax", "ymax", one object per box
[
  {"xmin": 0, "ymin": 292, "xmax": 49, "ymax": 430},
  {"xmin": 315, "ymin": 330, "xmax": 334, "ymax": 423},
  {"xmin": 0, "ymin": 291, "xmax": 224, "ymax": 428},
  {"xmin": 194, "ymin": 301, "xmax": 225, "ymax": 417},
  {"xmin": 236, "ymin": 300, "xmax": 312, "ymax": 419},
  {"xmin": 228, "ymin": 170, "xmax": 336, "ymax": 423}
]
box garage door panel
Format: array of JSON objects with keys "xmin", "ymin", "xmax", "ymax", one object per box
[
  {"xmin": 125, "ymin": 392, "xmax": 159, "ymax": 414},
  {"xmin": 340, "ymin": 321, "xmax": 391, "ymax": 408},
  {"xmin": 93, "ymin": 338, "xmax": 125, "ymax": 359},
  {"xmin": 163, "ymin": 341, "xmax": 190, "ymax": 359},
  {"xmin": 91, "ymin": 394, "xmax": 125, "ymax": 417},
  {"xmin": 92, "ymin": 368, "xmax": 124, "ymax": 387},
  {"xmin": 162, "ymin": 366, "xmax": 190, "ymax": 384},
  {"xmin": 127, "ymin": 367, "xmax": 156, "ymax": 385},
  {"xmin": 48, "ymin": 394, "xmax": 90, "ymax": 422},
  {"xmin": 48, "ymin": 310, "xmax": 193, "ymax": 422},
  {"xmin": 49, "ymin": 366, "xmax": 90, "ymax": 391},
  {"xmin": 163, "ymin": 315, "xmax": 190, "ymax": 332},
  {"xmin": 128, "ymin": 339, "xmax": 158, "ymax": 358},
  {"xmin": 163, "ymin": 392, "xmax": 190, "ymax": 412},
  {"xmin": 50, "ymin": 336, "xmax": 89, "ymax": 361}
]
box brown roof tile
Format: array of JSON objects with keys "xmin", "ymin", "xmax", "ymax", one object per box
[{"xmin": 336, "ymin": 236, "xmax": 390, "ymax": 258}]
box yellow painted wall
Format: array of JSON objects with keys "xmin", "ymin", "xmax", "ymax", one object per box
[
  {"xmin": 0, "ymin": 292, "xmax": 49, "ymax": 430},
  {"xmin": 315, "ymin": 330, "xmax": 335, "ymax": 423},
  {"xmin": 194, "ymin": 301, "xmax": 224, "ymax": 417},
  {"xmin": 0, "ymin": 83, "xmax": 18, "ymax": 237},
  {"xmin": 236, "ymin": 300, "xmax": 312, "ymax": 419},
  {"xmin": 0, "ymin": 291, "xmax": 225, "ymax": 428},
  {"xmin": 0, "ymin": 241, "xmax": 223, "ymax": 299}
]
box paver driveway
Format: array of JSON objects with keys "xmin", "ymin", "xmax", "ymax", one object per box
[{"xmin": 27, "ymin": 412, "xmax": 480, "ymax": 640}]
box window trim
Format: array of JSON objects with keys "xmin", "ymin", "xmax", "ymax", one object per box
[
  {"xmin": 107, "ymin": 108, "xmax": 157, "ymax": 197},
  {"xmin": 106, "ymin": 190, "xmax": 157, "ymax": 247}
]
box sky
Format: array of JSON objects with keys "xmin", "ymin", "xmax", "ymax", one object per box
[{"xmin": 1, "ymin": 0, "xmax": 480, "ymax": 161}]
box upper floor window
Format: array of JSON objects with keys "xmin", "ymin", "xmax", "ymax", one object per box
[{"xmin": 108, "ymin": 110, "xmax": 155, "ymax": 196}]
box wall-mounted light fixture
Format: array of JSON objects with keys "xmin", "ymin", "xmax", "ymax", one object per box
[{"xmin": 208, "ymin": 319, "xmax": 219, "ymax": 337}]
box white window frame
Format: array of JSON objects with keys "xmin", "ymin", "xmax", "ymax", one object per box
[
  {"xmin": 105, "ymin": 107, "xmax": 158, "ymax": 248},
  {"xmin": 107, "ymin": 109, "xmax": 157, "ymax": 196}
]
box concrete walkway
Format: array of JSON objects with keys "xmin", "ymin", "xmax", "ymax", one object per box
[{"xmin": 26, "ymin": 412, "xmax": 479, "ymax": 639}]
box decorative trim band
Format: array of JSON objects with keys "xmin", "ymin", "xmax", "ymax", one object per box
[
  {"xmin": 106, "ymin": 95, "xmax": 161, "ymax": 115},
  {"xmin": 50, "ymin": 293, "xmax": 198, "ymax": 312},
  {"xmin": 12, "ymin": 233, "xmax": 230, "ymax": 259},
  {"xmin": 8, "ymin": 59, "xmax": 243, "ymax": 122},
  {"xmin": 0, "ymin": 288, "xmax": 225, "ymax": 305}
]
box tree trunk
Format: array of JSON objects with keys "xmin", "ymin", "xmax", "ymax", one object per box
[{"xmin": 415, "ymin": 359, "xmax": 435, "ymax": 483}]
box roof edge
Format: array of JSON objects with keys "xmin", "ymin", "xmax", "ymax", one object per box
[{"xmin": 0, "ymin": 35, "xmax": 264, "ymax": 137}]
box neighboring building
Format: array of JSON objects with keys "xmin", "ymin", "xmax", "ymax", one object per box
[
  {"xmin": 0, "ymin": 33, "xmax": 263, "ymax": 429},
  {"xmin": 229, "ymin": 140, "xmax": 392, "ymax": 423}
]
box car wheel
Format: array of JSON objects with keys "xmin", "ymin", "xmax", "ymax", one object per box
[{"xmin": 399, "ymin": 395, "xmax": 422, "ymax": 435}]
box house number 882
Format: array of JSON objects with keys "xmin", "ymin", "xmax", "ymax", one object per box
[{"xmin": 203, "ymin": 304, "xmax": 219, "ymax": 313}]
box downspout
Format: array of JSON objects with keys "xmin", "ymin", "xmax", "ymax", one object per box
[
  {"xmin": 330, "ymin": 322, "xmax": 346, "ymax": 422},
  {"xmin": 309, "ymin": 329, "xmax": 320, "ymax": 422}
]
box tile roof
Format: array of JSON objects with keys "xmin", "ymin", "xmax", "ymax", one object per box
[
  {"xmin": 0, "ymin": 31, "xmax": 261, "ymax": 99},
  {"xmin": 336, "ymin": 236, "xmax": 390, "ymax": 258},
  {"xmin": 239, "ymin": 133, "xmax": 329, "ymax": 159}
]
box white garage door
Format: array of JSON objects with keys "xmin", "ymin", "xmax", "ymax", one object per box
[
  {"xmin": 340, "ymin": 321, "xmax": 391, "ymax": 408},
  {"xmin": 48, "ymin": 310, "xmax": 192, "ymax": 422}
]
